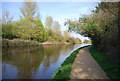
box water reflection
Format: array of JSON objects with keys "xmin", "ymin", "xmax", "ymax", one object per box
[{"xmin": 2, "ymin": 44, "xmax": 89, "ymax": 79}]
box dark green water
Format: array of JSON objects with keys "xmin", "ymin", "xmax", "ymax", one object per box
[{"xmin": 2, "ymin": 44, "xmax": 89, "ymax": 79}]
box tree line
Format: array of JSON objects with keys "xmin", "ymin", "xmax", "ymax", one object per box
[
  {"xmin": 64, "ymin": 2, "xmax": 120, "ymax": 62},
  {"xmin": 1, "ymin": 1, "xmax": 82, "ymax": 44}
]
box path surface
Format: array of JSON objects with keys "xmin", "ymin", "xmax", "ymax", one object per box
[{"xmin": 70, "ymin": 46, "xmax": 109, "ymax": 79}]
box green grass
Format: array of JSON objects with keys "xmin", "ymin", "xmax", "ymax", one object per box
[
  {"xmin": 89, "ymin": 47, "xmax": 120, "ymax": 80},
  {"xmin": 52, "ymin": 45, "xmax": 91, "ymax": 81}
]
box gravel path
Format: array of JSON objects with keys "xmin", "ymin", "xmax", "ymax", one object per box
[{"xmin": 70, "ymin": 46, "xmax": 109, "ymax": 79}]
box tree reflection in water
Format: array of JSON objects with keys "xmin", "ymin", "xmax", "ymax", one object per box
[{"xmin": 2, "ymin": 44, "xmax": 86, "ymax": 79}]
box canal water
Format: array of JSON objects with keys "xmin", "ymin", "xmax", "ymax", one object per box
[{"xmin": 2, "ymin": 44, "xmax": 89, "ymax": 79}]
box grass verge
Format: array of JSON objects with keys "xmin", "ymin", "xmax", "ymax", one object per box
[
  {"xmin": 89, "ymin": 47, "xmax": 120, "ymax": 80},
  {"xmin": 52, "ymin": 45, "xmax": 91, "ymax": 81}
]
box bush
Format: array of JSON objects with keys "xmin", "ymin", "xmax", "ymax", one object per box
[{"xmin": 2, "ymin": 23, "xmax": 17, "ymax": 39}]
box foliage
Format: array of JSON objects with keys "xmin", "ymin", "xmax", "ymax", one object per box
[
  {"xmin": 64, "ymin": 2, "xmax": 119, "ymax": 62},
  {"xmin": 89, "ymin": 47, "xmax": 120, "ymax": 80},
  {"xmin": 2, "ymin": 1, "xmax": 82, "ymax": 46},
  {"xmin": 45, "ymin": 16, "xmax": 82, "ymax": 44},
  {"xmin": 2, "ymin": 10, "xmax": 16, "ymax": 39},
  {"xmin": 64, "ymin": 19, "xmax": 80, "ymax": 33},
  {"xmin": 66, "ymin": 37, "xmax": 81, "ymax": 44},
  {"xmin": 2, "ymin": 23, "xmax": 15, "ymax": 39},
  {"xmin": 12, "ymin": 17, "xmax": 46, "ymax": 42}
]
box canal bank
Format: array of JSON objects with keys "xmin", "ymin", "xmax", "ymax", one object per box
[
  {"xmin": 52, "ymin": 45, "xmax": 91, "ymax": 80},
  {"xmin": 2, "ymin": 38, "xmax": 82, "ymax": 48}
]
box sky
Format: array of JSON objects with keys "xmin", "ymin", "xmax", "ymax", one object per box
[{"xmin": 1, "ymin": 1, "xmax": 98, "ymax": 41}]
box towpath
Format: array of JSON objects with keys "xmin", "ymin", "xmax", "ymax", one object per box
[{"xmin": 70, "ymin": 46, "xmax": 109, "ymax": 79}]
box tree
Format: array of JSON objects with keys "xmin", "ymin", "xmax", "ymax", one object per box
[
  {"xmin": 64, "ymin": 2, "xmax": 119, "ymax": 62},
  {"xmin": 20, "ymin": 0, "xmax": 38, "ymax": 18},
  {"xmin": 13, "ymin": 0, "xmax": 47, "ymax": 42},
  {"xmin": 45, "ymin": 16, "xmax": 53, "ymax": 28},
  {"xmin": 13, "ymin": 18, "xmax": 46, "ymax": 42},
  {"xmin": 2, "ymin": 10, "xmax": 15, "ymax": 39},
  {"xmin": 53, "ymin": 21, "xmax": 61, "ymax": 31},
  {"xmin": 32, "ymin": 19, "xmax": 46, "ymax": 42},
  {"xmin": 2, "ymin": 10, "xmax": 13, "ymax": 24},
  {"xmin": 45, "ymin": 16, "xmax": 63, "ymax": 42}
]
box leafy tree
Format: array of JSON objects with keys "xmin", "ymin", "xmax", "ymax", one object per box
[
  {"xmin": 13, "ymin": 17, "xmax": 46, "ymax": 42},
  {"xmin": 12, "ymin": 0, "xmax": 47, "ymax": 42},
  {"xmin": 32, "ymin": 19, "xmax": 46, "ymax": 42}
]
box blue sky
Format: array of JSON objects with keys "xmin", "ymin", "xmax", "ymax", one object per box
[{"xmin": 2, "ymin": 2, "xmax": 98, "ymax": 41}]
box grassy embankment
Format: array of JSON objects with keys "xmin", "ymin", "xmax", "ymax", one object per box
[
  {"xmin": 2, "ymin": 38, "xmax": 82, "ymax": 48},
  {"xmin": 2, "ymin": 38, "xmax": 39, "ymax": 48},
  {"xmin": 52, "ymin": 45, "xmax": 91, "ymax": 81},
  {"xmin": 89, "ymin": 47, "xmax": 120, "ymax": 80}
]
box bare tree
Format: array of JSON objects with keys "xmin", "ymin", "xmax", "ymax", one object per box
[
  {"xmin": 2, "ymin": 10, "xmax": 13, "ymax": 24},
  {"xmin": 53, "ymin": 21, "xmax": 61, "ymax": 31},
  {"xmin": 45, "ymin": 16, "xmax": 53, "ymax": 28}
]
